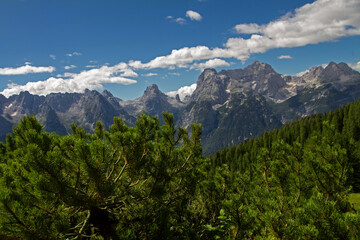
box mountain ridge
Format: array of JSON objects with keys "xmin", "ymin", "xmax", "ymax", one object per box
[{"xmin": 1, "ymin": 61, "xmax": 359, "ymax": 154}]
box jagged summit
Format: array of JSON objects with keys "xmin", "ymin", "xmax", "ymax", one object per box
[
  {"xmin": 143, "ymin": 84, "xmax": 162, "ymax": 97},
  {"xmin": 322, "ymin": 61, "xmax": 356, "ymax": 77},
  {"xmin": 245, "ymin": 60, "xmax": 275, "ymax": 73},
  {"xmin": 302, "ymin": 66, "xmax": 324, "ymax": 81},
  {"xmin": 102, "ymin": 89, "xmax": 114, "ymax": 98},
  {"xmin": 0, "ymin": 61, "xmax": 359, "ymax": 155},
  {"xmin": 198, "ymin": 68, "xmax": 217, "ymax": 82}
]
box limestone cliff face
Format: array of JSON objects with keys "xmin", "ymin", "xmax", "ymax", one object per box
[
  {"xmin": 119, "ymin": 84, "xmax": 184, "ymax": 120},
  {"xmin": 177, "ymin": 61, "xmax": 360, "ymax": 154},
  {"xmin": 0, "ymin": 61, "xmax": 359, "ymax": 155}
]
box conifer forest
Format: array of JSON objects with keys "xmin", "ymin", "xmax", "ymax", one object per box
[{"xmin": 1, "ymin": 100, "xmax": 360, "ymax": 239}]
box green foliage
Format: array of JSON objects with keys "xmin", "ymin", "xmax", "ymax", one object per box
[
  {"xmin": 1, "ymin": 99, "xmax": 360, "ymax": 239},
  {"xmin": 349, "ymin": 193, "xmax": 360, "ymax": 211},
  {"xmin": 205, "ymin": 99, "xmax": 360, "ymax": 239},
  {"xmin": 0, "ymin": 113, "xmax": 204, "ymax": 239}
]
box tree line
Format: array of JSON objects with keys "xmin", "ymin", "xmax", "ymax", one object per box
[{"xmin": 0, "ymin": 99, "xmax": 360, "ymax": 239}]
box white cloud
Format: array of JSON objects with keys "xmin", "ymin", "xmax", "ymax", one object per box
[
  {"xmin": 49, "ymin": 54, "xmax": 56, "ymax": 60},
  {"xmin": 57, "ymin": 72, "xmax": 75, "ymax": 78},
  {"xmin": 0, "ymin": 65, "xmax": 55, "ymax": 75},
  {"xmin": 175, "ymin": 17, "xmax": 186, "ymax": 25},
  {"xmin": 278, "ymin": 55, "xmax": 293, "ymax": 60},
  {"xmin": 0, "ymin": 63, "xmax": 137, "ymax": 97},
  {"xmin": 186, "ymin": 10, "xmax": 202, "ymax": 21},
  {"xmin": 349, "ymin": 61, "xmax": 360, "ymax": 71},
  {"xmin": 142, "ymin": 73, "xmax": 158, "ymax": 77},
  {"xmin": 128, "ymin": 46, "xmax": 230, "ymax": 69},
  {"xmin": 166, "ymin": 83, "xmax": 197, "ymax": 100},
  {"xmin": 120, "ymin": 68, "xmax": 138, "ymax": 77},
  {"xmin": 86, "ymin": 65, "xmax": 97, "ymax": 68},
  {"xmin": 190, "ymin": 58, "xmax": 230, "ymax": 70},
  {"xmin": 135, "ymin": 0, "xmax": 360, "ymax": 70},
  {"xmin": 168, "ymin": 10, "xmax": 202, "ymax": 25},
  {"xmin": 232, "ymin": 0, "xmax": 360, "ymax": 53},
  {"xmin": 234, "ymin": 23, "xmax": 263, "ymax": 34},
  {"xmin": 25, "ymin": 61, "xmax": 32, "ymax": 65},
  {"xmin": 64, "ymin": 65, "xmax": 77, "ymax": 70},
  {"xmin": 66, "ymin": 52, "xmax": 82, "ymax": 57},
  {"xmin": 169, "ymin": 72, "xmax": 181, "ymax": 76},
  {"xmin": 5, "ymin": 0, "xmax": 359, "ymax": 97}
]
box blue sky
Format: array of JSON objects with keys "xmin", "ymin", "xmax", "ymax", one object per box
[{"xmin": 0, "ymin": 0, "xmax": 359, "ymax": 100}]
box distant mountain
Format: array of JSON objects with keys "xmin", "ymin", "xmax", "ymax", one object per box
[
  {"xmin": 119, "ymin": 84, "xmax": 184, "ymax": 120},
  {"xmin": 1, "ymin": 61, "xmax": 359, "ymax": 155}
]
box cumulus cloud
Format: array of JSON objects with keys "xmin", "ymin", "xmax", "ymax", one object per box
[
  {"xmin": 128, "ymin": 46, "xmax": 231, "ymax": 69},
  {"xmin": 56, "ymin": 72, "xmax": 75, "ymax": 78},
  {"xmin": 167, "ymin": 15, "xmax": 187, "ymax": 24},
  {"xmin": 141, "ymin": 0, "xmax": 360, "ymax": 70},
  {"xmin": 234, "ymin": 23, "xmax": 263, "ymax": 34},
  {"xmin": 175, "ymin": 17, "xmax": 186, "ymax": 25},
  {"xmin": 190, "ymin": 58, "xmax": 230, "ymax": 70},
  {"xmin": 5, "ymin": 0, "xmax": 360, "ymax": 97},
  {"xmin": 66, "ymin": 52, "xmax": 82, "ymax": 57},
  {"xmin": 142, "ymin": 73, "xmax": 158, "ymax": 77},
  {"xmin": 278, "ymin": 55, "xmax": 293, "ymax": 60},
  {"xmin": 49, "ymin": 54, "xmax": 56, "ymax": 60},
  {"xmin": 166, "ymin": 83, "xmax": 197, "ymax": 100},
  {"xmin": 232, "ymin": 0, "xmax": 360, "ymax": 51},
  {"xmin": 120, "ymin": 68, "xmax": 138, "ymax": 77},
  {"xmin": 168, "ymin": 10, "xmax": 202, "ymax": 24},
  {"xmin": 186, "ymin": 10, "xmax": 202, "ymax": 21},
  {"xmin": 0, "ymin": 64, "xmax": 56, "ymax": 75},
  {"xmin": 0, "ymin": 63, "xmax": 137, "ymax": 97},
  {"xmin": 349, "ymin": 61, "xmax": 360, "ymax": 71},
  {"xmin": 64, "ymin": 65, "xmax": 77, "ymax": 70}
]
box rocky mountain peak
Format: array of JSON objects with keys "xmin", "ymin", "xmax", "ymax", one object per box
[
  {"xmin": 84, "ymin": 89, "xmax": 101, "ymax": 97},
  {"xmin": 302, "ymin": 66, "xmax": 324, "ymax": 82},
  {"xmin": 102, "ymin": 90, "xmax": 114, "ymax": 98},
  {"xmin": 324, "ymin": 62, "xmax": 355, "ymax": 75},
  {"xmin": 143, "ymin": 84, "xmax": 162, "ymax": 97},
  {"xmin": 319, "ymin": 61, "xmax": 360, "ymax": 85},
  {"xmin": 190, "ymin": 68, "xmax": 230, "ymax": 104},
  {"xmin": 15, "ymin": 91, "xmax": 34, "ymax": 102},
  {"xmin": 323, "ymin": 61, "xmax": 341, "ymax": 74},
  {"xmin": 245, "ymin": 60, "xmax": 274, "ymax": 74},
  {"xmin": 198, "ymin": 68, "xmax": 217, "ymax": 83}
]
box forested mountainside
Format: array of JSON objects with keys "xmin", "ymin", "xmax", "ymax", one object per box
[
  {"xmin": 0, "ymin": 61, "xmax": 360, "ymax": 155},
  {"xmin": 212, "ymin": 97, "xmax": 360, "ymax": 192},
  {"xmin": 0, "ymin": 99, "xmax": 359, "ymax": 239}
]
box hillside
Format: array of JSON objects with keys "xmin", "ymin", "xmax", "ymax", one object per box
[{"xmin": 0, "ymin": 99, "xmax": 359, "ymax": 239}]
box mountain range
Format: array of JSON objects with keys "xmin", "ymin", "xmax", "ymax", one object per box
[{"xmin": 1, "ymin": 61, "xmax": 359, "ymax": 155}]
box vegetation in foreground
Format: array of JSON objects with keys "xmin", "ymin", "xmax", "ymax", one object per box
[
  {"xmin": 0, "ymin": 99, "xmax": 360, "ymax": 239},
  {"xmin": 349, "ymin": 193, "xmax": 360, "ymax": 211}
]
